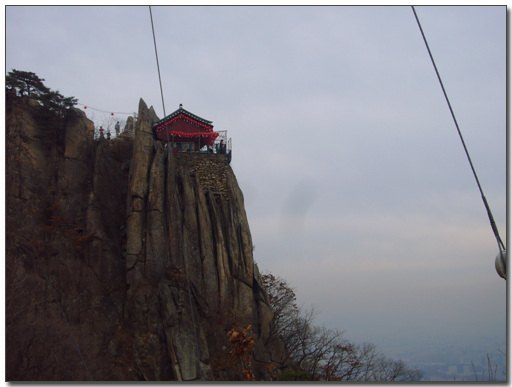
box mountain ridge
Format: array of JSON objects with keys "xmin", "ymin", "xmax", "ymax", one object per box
[{"xmin": 6, "ymin": 95, "xmax": 288, "ymax": 381}]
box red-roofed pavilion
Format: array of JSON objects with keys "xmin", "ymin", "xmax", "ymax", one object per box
[{"xmin": 152, "ymin": 104, "xmax": 219, "ymax": 151}]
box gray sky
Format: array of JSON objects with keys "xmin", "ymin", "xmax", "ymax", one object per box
[{"xmin": 5, "ymin": 4, "xmax": 506, "ymax": 367}]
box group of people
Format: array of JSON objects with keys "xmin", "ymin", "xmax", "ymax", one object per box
[{"xmin": 98, "ymin": 121, "xmax": 121, "ymax": 140}]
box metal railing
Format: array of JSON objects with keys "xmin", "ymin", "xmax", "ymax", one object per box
[
  {"xmin": 169, "ymin": 130, "xmax": 232, "ymax": 163},
  {"xmin": 212, "ymin": 130, "xmax": 232, "ymax": 156}
]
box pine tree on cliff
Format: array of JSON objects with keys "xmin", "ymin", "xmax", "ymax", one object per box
[
  {"xmin": 6, "ymin": 69, "xmax": 49, "ymax": 97},
  {"xmin": 6, "ymin": 69, "xmax": 77, "ymax": 112}
]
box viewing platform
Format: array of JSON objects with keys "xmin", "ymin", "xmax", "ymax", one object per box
[{"xmin": 152, "ymin": 104, "xmax": 231, "ymax": 163}]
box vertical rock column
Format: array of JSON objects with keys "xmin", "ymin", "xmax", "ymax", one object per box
[
  {"xmin": 126, "ymin": 99, "xmax": 156, "ymax": 284},
  {"xmin": 163, "ymin": 153, "xmax": 214, "ymax": 381},
  {"xmin": 125, "ymin": 99, "xmax": 171, "ymax": 380}
]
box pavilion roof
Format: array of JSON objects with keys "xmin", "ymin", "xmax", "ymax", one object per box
[{"xmin": 152, "ymin": 105, "xmax": 213, "ymax": 129}]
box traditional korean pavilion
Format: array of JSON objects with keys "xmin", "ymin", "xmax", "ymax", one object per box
[{"xmin": 152, "ymin": 104, "xmax": 219, "ymax": 151}]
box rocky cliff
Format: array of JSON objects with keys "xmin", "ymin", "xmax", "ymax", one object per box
[{"xmin": 6, "ymin": 96, "xmax": 287, "ymax": 381}]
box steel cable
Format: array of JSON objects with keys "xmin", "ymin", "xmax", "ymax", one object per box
[{"xmin": 412, "ymin": 6, "xmax": 505, "ymax": 254}]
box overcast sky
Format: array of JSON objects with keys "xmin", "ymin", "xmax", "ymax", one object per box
[{"xmin": 5, "ymin": 5, "xmax": 506, "ymax": 367}]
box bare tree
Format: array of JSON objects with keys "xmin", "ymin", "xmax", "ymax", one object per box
[
  {"xmin": 261, "ymin": 272, "xmax": 298, "ymax": 338},
  {"xmin": 261, "ymin": 272, "xmax": 423, "ymax": 382}
]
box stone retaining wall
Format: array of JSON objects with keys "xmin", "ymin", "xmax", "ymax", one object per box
[{"xmin": 174, "ymin": 153, "xmax": 229, "ymax": 199}]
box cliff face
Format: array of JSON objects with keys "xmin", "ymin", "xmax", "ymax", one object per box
[{"xmin": 6, "ymin": 96, "xmax": 286, "ymax": 381}]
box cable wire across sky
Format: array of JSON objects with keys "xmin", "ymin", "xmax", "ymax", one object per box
[{"xmin": 411, "ymin": 6, "xmax": 506, "ymax": 254}]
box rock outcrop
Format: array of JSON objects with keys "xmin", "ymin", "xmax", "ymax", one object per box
[{"xmin": 6, "ymin": 96, "xmax": 287, "ymax": 381}]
